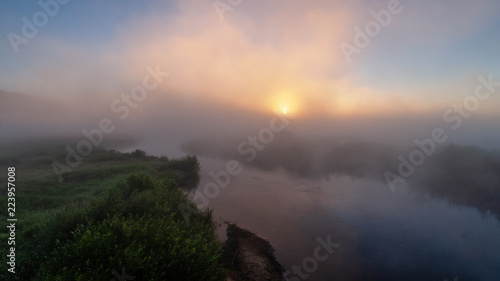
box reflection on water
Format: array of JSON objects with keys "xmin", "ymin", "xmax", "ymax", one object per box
[{"xmin": 196, "ymin": 158, "xmax": 500, "ymax": 281}]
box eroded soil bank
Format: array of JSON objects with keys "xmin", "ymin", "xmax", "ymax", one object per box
[{"xmin": 222, "ymin": 224, "xmax": 286, "ymax": 281}]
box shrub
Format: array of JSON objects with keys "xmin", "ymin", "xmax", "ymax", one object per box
[
  {"xmin": 131, "ymin": 149, "xmax": 147, "ymax": 159},
  {"xmin": 38, "ymin": 214, "xmax": 225, "ymax": 281},
  {"xmin": 33, "ymin": 171, "xmax": 225, "ymax": 281}
]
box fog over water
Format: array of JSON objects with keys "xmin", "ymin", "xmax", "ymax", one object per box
[{"xmin": 2, "ymin": 0, "xmax": 500, "ymax": 280}]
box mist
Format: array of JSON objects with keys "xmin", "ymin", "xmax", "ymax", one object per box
[{"xmin": 2, "ymin": 0, "xmax": 500, "ymax": 280}]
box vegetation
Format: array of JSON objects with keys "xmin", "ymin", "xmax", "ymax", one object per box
[{"xmin": 0, "ymin": 144, "xmax": 225, "ymax": 281}]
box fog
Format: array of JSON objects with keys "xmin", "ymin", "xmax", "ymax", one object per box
[
  {"xmin": 2, "ymin": 0, "xmax": 500, "ymax": 280},
  {"xmin": 3, "ymin": 86, "xmax": 499, "ymax": 217}
]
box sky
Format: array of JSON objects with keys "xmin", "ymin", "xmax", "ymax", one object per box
[{"xmin": 1, "ymin": 0, "xmax": 499, "ymax": 147}]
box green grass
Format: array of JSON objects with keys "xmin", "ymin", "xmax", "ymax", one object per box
[{"xmin": 0, "ymin": 146, "xmax": 224, "ymax": 281}]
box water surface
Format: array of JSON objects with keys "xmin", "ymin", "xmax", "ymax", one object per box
[{"xmin": 196, "ymin": 158, "xmax": 500, "ymax": 281}]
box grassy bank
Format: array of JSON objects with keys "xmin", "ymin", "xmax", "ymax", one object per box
[{"xmin": 0, "ymin": 143, "xmax": 225, "ymax": 280}]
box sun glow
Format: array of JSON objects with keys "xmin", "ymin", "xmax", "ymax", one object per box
[
  {"xmin": 268, "ymin": 90, "xmax": 301, "ymax": 117},
  {"xmin": 281, "ymin": 105, "xmax": 289, "ymax": 115}
]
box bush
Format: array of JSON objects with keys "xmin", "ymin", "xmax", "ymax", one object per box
[
  {"xmin": 162, "ymin": 155, "xmax": 201, "ymax": 190},
  {"xmin": 131, "ymin": 149, "xmax": 147, "ymax": 159},
  {"xmin": 38, "ymin": 214, "xmax": 225, "ymax": 281},
  {"xmin": 32, "ymin": 171, "xmax": 225, "ymax": 281}
]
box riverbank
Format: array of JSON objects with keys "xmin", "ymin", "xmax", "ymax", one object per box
[
  {"xmin": 0, "ymin": 142, "xmax": 287, "ymax": 280},
  {"xmin": 222, "ymin": 223, "xmax": 285, "ymax": 281}
]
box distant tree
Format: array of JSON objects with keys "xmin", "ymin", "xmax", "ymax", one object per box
[{"xmin": 131, "ymin": 149, "xmax": 147, "ymax": 159}]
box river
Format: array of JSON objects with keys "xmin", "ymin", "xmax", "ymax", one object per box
[{"xmin": 194, "ymin": 157, "xmax": 500, "ymax": 281}]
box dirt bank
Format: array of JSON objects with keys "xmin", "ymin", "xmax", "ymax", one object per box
[{"xmin": 222, "ymin": 224, "xmax": 286, "ymax": 281}]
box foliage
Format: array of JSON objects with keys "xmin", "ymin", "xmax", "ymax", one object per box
[{"xmin": 0, "ymin": 148, "xmax": 225, "ymax": 281}]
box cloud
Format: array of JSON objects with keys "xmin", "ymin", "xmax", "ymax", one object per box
[{"xmin": 1, "ymin": 0, "xmax": 499, "ymax": 119}]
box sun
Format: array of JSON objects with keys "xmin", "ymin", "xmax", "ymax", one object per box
[
  {"xmin": 268, "ymin": 90, "xmax": 301, "ymax": 117},
  {"xmin": 281, "ymin": 105, "xmax": 289, "ymax": 115}
]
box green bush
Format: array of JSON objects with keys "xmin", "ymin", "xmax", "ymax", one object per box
[
  {"xmin": 0, "ymin": 166, "xmax": 225, "ymax": 281},
  {"xmin": 38, "ymin": 214, "xmax": 225, "ymax": 281},
  {"xmin": 161, "ymin": 155, "xmax": 201, "ymax": 190},
  {"xmin": 35, "ymin": 171, "xmax": 224, "ymax": 280}
]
